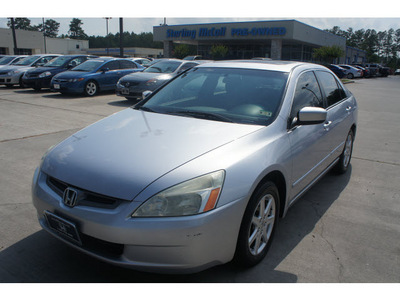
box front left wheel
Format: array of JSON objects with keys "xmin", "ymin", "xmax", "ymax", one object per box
[
  {"xmin": 234, "ymin": 181, "xmax": 280, "ymax": 267},
  {"xmin": 84, "ymin": 80, "xmax": 98, "ymax": 97}
]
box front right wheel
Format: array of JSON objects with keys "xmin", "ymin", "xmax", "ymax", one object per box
[{"xmin": 234, "ymin": 181, "xmax": 280, "ymax": 267}]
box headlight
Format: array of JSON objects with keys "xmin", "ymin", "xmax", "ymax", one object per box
[
  {"xmin": 39, "ymin": 71, "xmax": 52, "ymax": 78},
  {"xmin": 132, "ymin": 170, "xmax": 225, "ymax": 217},
  {"xmin": 8, "ymin": 70, "xmax": 22, "ymax": 76},
  {"xmin": 68, "ymin": 78, "xmax": 84, "ymax": 83}
]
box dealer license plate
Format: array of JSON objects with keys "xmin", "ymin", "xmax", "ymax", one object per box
[
  {"xmin": 45, "ymin": 211, "xmax": 82, "ymax": 245},
  {"xmin": 53, "ymin": 84, "xmax": 60, "ymax": 89},
  {"xmin": 121, "ymin": 88, "xmax": 129, "ymax": 95}
]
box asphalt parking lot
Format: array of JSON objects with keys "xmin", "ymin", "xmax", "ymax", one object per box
[{"xmin": 0, "ymin": 77, "xmax": 399, "ymax": 283}]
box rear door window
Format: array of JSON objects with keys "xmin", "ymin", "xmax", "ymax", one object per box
[{"xmin": 316, "ymin": 71, "xmax": 347, "ymax": 107}]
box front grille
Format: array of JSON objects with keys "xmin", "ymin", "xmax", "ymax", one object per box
[
  {"xmin": 53, "ymin": 78, "xmax": 68, "ymax": 83},
  {"xmin": 26, "ymin": 74, "xmax": 39, "ymax": 78},
  {"xmin": 47, "ymin": 175, "xmax": 124, "ymax": 209},
  {"xmin": 120, "ymin": 81, "xmax": 140, "ymax": 87}
]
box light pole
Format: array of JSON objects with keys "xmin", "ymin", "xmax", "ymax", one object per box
[
  {"xmin": 42, "ymin": 18, "xmax": 47, "ymax": 53},
  {"xmin": 103, "ymin": 17, "xmax": 112, "ymax": 56}
]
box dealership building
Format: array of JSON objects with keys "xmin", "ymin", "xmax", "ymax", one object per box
[
  {"xmin": 153, "ymin": 19, "xmax": 366, "ymax": 64},
  {"xmin": 0, "ymin": 27, "xmax": 89, "ymax": 55}
]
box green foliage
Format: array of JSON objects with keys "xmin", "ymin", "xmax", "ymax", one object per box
[
  {"xmin": 325, "ymin": 26, "xmax": 400, "ymax": 68},
  {"xmin": 87, "ymin": 31, "xmax": 163, "ymax": 49},
  {"xmin": 313, "ymin": 45, "xmax": 344, "ymax": 63},
  {"xmin": 173, "ymin": 44, "xmax": 191, "ymax": 59},
  {"xmin": 68, "ymin": 18, "xmax": 87, "ymax": 40},
  {"xmin": 210, "ymin": 44, "xmax": 229, "ymax": 60}
]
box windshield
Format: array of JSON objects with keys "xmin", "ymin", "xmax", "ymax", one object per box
[
  {"xmin": 43, "ymin": 56, "xmax": 71, "ymax": 67},
  {"xmin": 0, "ymin": 56, "xmax": 17, "ymax": 65},
  {"xmin": 144, "ymin": 60, "xmax": 182, "ymax": 73},
  {"xmin": 14, "ymin": 56, "xmax": 40, "ymax": 66},
  {"xmin": 71, "ymin": 60, "xmax": 104, "ymax": 72},
  {"xmin": 137, "ymin": 67, "xmax": 288, "ymax": 126}
]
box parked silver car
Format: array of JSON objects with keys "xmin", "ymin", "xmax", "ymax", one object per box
[
  {"xmin": 339, "ymin": 64, "xmax": 363, "ymax": 79},
  {"xmin": 0, "ymin": 54, "xmax": 59, "ymax": 87},
  {"xmin": 32, "ymin": 61, "xmax": 357, "ymax": 273}
]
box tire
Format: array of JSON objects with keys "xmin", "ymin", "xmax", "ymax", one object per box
[
  {"xmin": 84, "ymin": 80, "xmax": 98, "ymax": 97},
  {"xmin": 19, "ymin": 76, "xmax": 25, "ymax": 88},
  {"xmin": 334, "ymin": 130, "xmax": 354, "ymax": 174},
  {"xmin": 234, "ymin": 181, "xmax": 280, "ymax": 267},
  {"xmin": 347, "ymin": 73, "xmax": 354, "ymax": 79}
]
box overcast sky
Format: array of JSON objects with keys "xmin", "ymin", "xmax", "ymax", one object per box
[{"xmin": 1, "ymin": 1, "xmax": 399, "ymax": 36}]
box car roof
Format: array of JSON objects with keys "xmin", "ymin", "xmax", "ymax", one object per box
[{"xmin": 196, "ymin": 60, "xmax": 321, "ymax": 73}]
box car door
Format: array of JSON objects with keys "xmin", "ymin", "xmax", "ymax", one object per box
[
  {"xmin": 97, "ymin": 60, "xmax": 120, "ymax": 90},
  {"xmin": 315, "ymin": 70, "xmax": 354, "ymax": 165},
  {"xmin": 288, "ymin": 71, "xmax": 333, "ymax": 200}
]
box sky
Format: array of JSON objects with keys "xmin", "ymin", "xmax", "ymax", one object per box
[{"xmin": 1, "ymin": 1, "xmax": 399, "ymax": 36}]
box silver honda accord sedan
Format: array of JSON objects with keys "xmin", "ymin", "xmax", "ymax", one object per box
[{"xmin": 32, "ymin": 60, "xmax": 357, "ymax": 273}]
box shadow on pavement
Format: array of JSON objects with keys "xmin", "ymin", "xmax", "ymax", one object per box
[{"xmin": 0, "ymin": 168, "xmax": 351, "ymax": 283}]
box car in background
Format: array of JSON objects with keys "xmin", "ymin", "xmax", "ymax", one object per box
[
  {"xmin": 128, "ymin": 57, "xmax": 152, "ymax": 67},
  {"xmin": 0, "ymin": 55, "xmax": 28, "ymax": 68},
  {"xmin": 116, "ymin": 59, "xmax": 199, "ymax": 100},
  {"xmin": 352, "ymin": 65, "xmax": 370, "ymax": 78},
  {"xmin": 33, "ymin": 60, "xmax": 357, "ymax": 273},
  {"xmin": 183, "ymin": 55, "xmax": 203, "ymax": 60},
  {"xmin": 50, "ymin": 57, "xmax": 144, "ymax": 96},
  {"xmin": 394, "ymin": 69, "xmax": 400, "ymax": 75},
  {"xmin": 324, "ymin": 64, "xmax": 347, "ymax": 79},
  {"xmin": 22, "ymin": 55, "xmax": 97, "ymax": 91},
  {"xmin": 339, "ymin": 64, "xmax": 363, "ymax": 79},
  {"xmin": 363, "ymin": 63, "xmax": 390, "ymax": 77},
  {"xmin": 0, "ymin": 54, "xmax": 60, "ymax": 87}
]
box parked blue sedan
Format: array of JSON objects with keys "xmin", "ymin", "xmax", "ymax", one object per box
[{"xmin": 50, "ymin": 57, "xmax": 144, "ymax": 96}]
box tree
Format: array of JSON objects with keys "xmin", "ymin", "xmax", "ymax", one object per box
[
  {"xmin": 173, "ymin": 44, "xmax": 191, "ymax": 59},
  {"xmin": 68, "ymin": 18, "xmax": 87, "ymax": 39},
  {"xmin": 313, "ymin": 45, "xmax": 344, "ymax": 64},
  {"xmin": 210, "ymin": 44, "xmax": 228, "ymax": 60},
  {"xmin": 7, "ymin": 18, "xmax": 35, "ymax": 31},
  {"xmin": 34, "ymin": 19, "xmax": 60, "ymax": 38}
]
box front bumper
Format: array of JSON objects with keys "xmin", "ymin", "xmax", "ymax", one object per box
[
  {"xmin": 32, "ymin": 169, "xmax": 245, "ymax": 273},
  {"xmin": 22, "ymin": 76, "xmax": 52, "ymax": 89},
  {"xmin": 50, "ymin": 79, "xmax": 84, "ymax": 94},
  {"xmin": 115, "ymin": 84, "xmax": 147, "ymax": 100},
  {"xmin": 0, "ymin": 74, "xmax": 20, "ymax": 85}
]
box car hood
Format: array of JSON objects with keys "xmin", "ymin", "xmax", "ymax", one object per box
[
  {"xmin": 120, "ymin": 72, "xmax": 174, "ymax": 83},
  {"xmin": 27, "ymin": 66, "xmax": 66, "ymax": 75},
  {"xmin": 41, "ymin": 108, "xmax": 263, "ymax": 201},
  {"xmin": 54, "ymin": 71, "xmax": 91, "ymax": 79},
  {"xmin": 0, "ymin": 65, "xmax": 33, "ymax": 73}
]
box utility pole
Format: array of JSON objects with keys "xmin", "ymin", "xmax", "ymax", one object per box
[
  {"xmin": 103, "ymin": 17, "xmax": 112, "ymax": 56},
  {"xmin": 10, "ymin": 18, "xmax": 18, "ymax": 55},
  {"xmin": 119, "ymin": 18, "xmax": 124, "ymax": 58},
  {"xmin": 42, "ymin": 18, "xmax": 47, "ymax": 53}
]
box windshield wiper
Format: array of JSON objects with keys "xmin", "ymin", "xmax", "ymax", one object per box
[{"xmin": 169, "ymin": 110, "xmax": 234, "ymax": 123}]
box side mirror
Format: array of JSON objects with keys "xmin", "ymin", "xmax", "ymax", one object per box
[
  {"xmin": 297, "ymin": 107, "xmax": 327, "ymax": 125},
  {"xmin": 142, "ymin": 90, "xmax": 152, "ymax": 99},
  {"xmin": 101, "ymin": 67, "xmax": 110, "ymax": 73}
]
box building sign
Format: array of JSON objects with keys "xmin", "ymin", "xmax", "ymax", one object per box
[{"xmin": 166, "ymin": 26, "xmax": 286, "ymax": 40}]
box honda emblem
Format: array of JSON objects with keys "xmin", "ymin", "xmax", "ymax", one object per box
[{"xmin": 63, "ymin": 187, "xmax": 78, "ymax": 207}]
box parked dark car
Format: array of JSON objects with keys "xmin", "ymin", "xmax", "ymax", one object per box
[
  {"xmin": 116, "ymin": 59, "xmax": 200, "ymax": 100},
  {"xmin": 50, "ymin": 57, "xmax": 144, "ymax": 96},
  {"xmin": 22, "ymin": 55, "xmax": 97, "ymax": 91},
  {"xmin": 324, "ymin": 64, "xmax": 347, "ymax": 79},
  {"xmin": 352, "ymin": 65, "xmax": 371, "ymax": 78}
]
